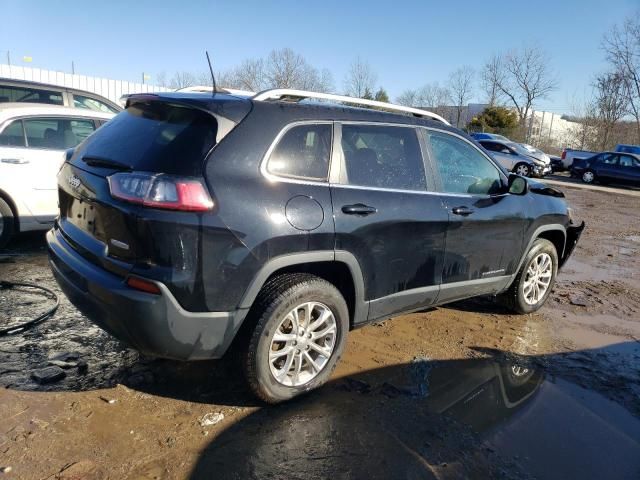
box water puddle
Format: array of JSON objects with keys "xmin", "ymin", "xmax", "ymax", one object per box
[{"xmin": 191, "ymin": 355, "xmax": 640, "ymax": 479}]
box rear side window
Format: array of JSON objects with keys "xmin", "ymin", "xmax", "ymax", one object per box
[
  {"xmin": 427, "ymin": 130, "xmax": 503, "ymax": 195},
  {"xmin": 266, "ymin": 124, "xmax": 332, "ymax": 180},
  {"xmin": 0, "ymin": 85, "xmax": 63, "ymax": 105},
  {"xmin": 340, "ymin": 124, "xmax": 426, "ymax": 191},
  {"xmin": 77, "ymin": 102, "xmax": 218, "ymax": 175},
  {"xmin": 73, "ymin": 94, "xmax": 119, "ymax": 114},
  {"xmin": 23, "ymin": 117, "xmax": 97, "ymax": 150},
  {"xmin": 0, "ymin": 120, "xmax": 26, "ymax": 147}
]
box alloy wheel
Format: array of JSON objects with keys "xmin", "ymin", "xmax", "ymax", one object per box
[
  {"xmin": 268, "ymin": 302, "xmax": 337, "ymax": 387},
  {"xmin": 516, "ymin": 164, "xmax": 530, "ymax": 176},
  {"xmin": 522, "ymin": 253, "xmax": 553, "ymax": 305}
]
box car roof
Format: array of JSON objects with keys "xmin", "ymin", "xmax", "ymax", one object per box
[
  {"xmin": 0, "ymin": 77, "xmax": 122, "ymax": 109},
  {"xmin": 0, "ymin": 102, "xmax": 115, "ymax": 122},
  {"xmin": 141, "ymin": 91, "xmax": 463, "ymax": 133},
  {"xmin": 604, "ymin": 151, "xmax": 640, "ymax": 159}
]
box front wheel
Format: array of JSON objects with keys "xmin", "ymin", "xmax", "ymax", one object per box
[
  {"xmin": 0, "ymin": 197, "xmax": 15, "ymax": 250},
  {"xmin": 243, "ymin": 274, "xmax": 349, "ymax": 403},
  {"xmin": 581, "ymin": 169, "xmax": 596, "ymax": 184},
  {"xmin": 513, "ymin": 163, "xmax": 531, "ymax": 177},
  {"xmin": 499, "ymin": 238, "xmax": 558, "ymax": 314}
]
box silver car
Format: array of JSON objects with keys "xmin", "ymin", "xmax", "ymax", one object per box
[{"xmin": 478, "ymin": 139, "xmax": 551, "ymax": 177}]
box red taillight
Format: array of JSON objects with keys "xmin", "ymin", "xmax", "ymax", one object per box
[
  {"xmin": 561, "ymin": 150, "xmax": 566, "ymax": 160},
  {"xmin": 126, "ymin": 276, "xmax": 161, "ymax": 295},
  {"xmin": 107, "ymin": 172, "xmax": 213, "ymax": 212}
]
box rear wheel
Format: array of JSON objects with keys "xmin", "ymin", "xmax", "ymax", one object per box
[
  {"xmin": 513, "ymin": 163, "xmax": 531, "ymax": 177},
  {"xmin": 581, "ymin": 169, "xmax": 596, "ymax": 184},
  {"xmin": 499, "ymin": 238, "xmax": 558, "ymax": 314},
  {"xmin": 243, "ymin": 274, "xmax": 349, "ymax": 403},
  {"xmin": 0, "ymin": 197, "xmax": 15, "ymax": 250}
]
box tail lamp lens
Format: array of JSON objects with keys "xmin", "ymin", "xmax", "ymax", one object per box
[{"xmin": 108, "ymin": 172, "xmax": 213, "ymax": 212}]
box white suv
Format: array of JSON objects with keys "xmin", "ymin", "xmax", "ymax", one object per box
[{"xmin": 0, "ymin": 103, "xmax": 114, "ymax": 248}]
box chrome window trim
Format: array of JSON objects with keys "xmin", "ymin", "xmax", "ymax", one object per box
[{"xmin": 259, "ymin": 120, "xmax": 334, "ymax": 187}]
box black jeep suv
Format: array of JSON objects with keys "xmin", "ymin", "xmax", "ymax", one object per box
[{"xmin": 47, "ymin": 90, "xmax": 583, "ymax": 402}]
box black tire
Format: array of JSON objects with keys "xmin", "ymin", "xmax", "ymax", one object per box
[
  {"xmin": 581, "ymin": 169, "xmax": 596, "ymax": 184},
  {"xmin": 243, "ymin": 273, "xmax": 349, "ymax": 403},
  {"xmin": 499, "ymin": 238, "xmax": 558, "ymax": 314},
  {"xmin": 0, "ymin": 197, "xmax": 15, "ymax": 250},
  {"xmin": 513, "ymin": 163, "xmax": 531, "ymax": 177}
]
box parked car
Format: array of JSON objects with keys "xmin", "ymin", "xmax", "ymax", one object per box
[
  {"xmin": 471, "ymin": 133, "xmax": 551, "ymax": 166},
  {"xmin": 570, "ymin": 151, "xmax": 640, "ymax": 186},
  {"xmin": 477, "ymin": 139, "xmax": 551, "ymax": 177},
  {"xmin": 47, "ymin": 89, "xmax": 584, "ymax": 403},
  {"xmin": 0, "ymin": 78, "xmax": 121, "ymax": 114},
  {"xmin": 560, "ymin": 147, "xmax": 598, "ymax": 169},
  {"xmin": 550, "ymin": 155, "xmax": 564, "ymax": 172},
  {"xmin": 615, "ymin": 144, "xmax": 640, "ymax": 155},
  {"xmin": 471, "ymin": 132, "xmax": 510, "ymax": 142},
  {"xmin": 519, "ymin": 143, "xmax": 551, "ymax": 165},
  {"xmin": 0, "ymin": 103, "xmax": 114, "ymax": 248}
]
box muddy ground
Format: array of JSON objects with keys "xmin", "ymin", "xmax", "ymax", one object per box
[{"xmin": 0, "ymin": 184, "xmax": 639, "ymax": 479}]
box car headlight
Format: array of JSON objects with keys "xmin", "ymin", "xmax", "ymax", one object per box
[{"xmin": 567, "ymin": 207, "xmax": 574, "ymax": 224}]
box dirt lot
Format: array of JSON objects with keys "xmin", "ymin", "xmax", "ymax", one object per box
[{"xmin": 1, "ymin": 184, "xmax": 639, "ymax": 479}]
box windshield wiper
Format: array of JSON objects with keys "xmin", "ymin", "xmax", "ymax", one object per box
[{"xmin": 82, "ymin": 156, "xmax": 132, "ymax": 171}]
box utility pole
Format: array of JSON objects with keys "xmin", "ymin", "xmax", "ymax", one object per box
[
  {"xmin": 6, "ymin": 50, "xmax": 10, "ymax": 67},
  {"xmin": 142, "ymin": 72, "xmax": 145, "ymax": 84},
  {"xmin": 71, "ymin": 61, "xmax": 75, "ymax": 74}
]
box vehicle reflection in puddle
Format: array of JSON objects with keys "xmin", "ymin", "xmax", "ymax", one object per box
[{"xmin": 191, "ymin": 357, "xmax": 640, "ymax": 480}]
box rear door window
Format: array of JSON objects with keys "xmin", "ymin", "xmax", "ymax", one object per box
[
  {"xmin": 24, "ymin": 118, "xmax": 66, "ymax": 149},
  {"xmin": 74, "ymin": 102, "xmax": 218, "ymax": 175},
  {"xmin": 266, "ymin": 123, "xmax": 332, "ymax": 181},
  {"xmin": 0, "ymin": 120, "xmax": 26, "ymax": 147},
  {"xmin": 0, "ymin": 85, "xmax": 64, "ymax": 105},
  {"xmin": 340, "ymin": 124, "xmax": 426, "ymax": 191}
]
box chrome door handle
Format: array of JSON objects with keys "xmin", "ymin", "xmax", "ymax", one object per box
[
  {"xmin": 1, "ymin": 158, "xmax": 29, "ymax": 164},
  {"xmin": 452, "ymin": 206, "xmax": 474, "ymax": 216}
]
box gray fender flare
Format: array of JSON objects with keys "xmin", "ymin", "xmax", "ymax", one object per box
[
  {"xmin": 506, "ymin": 224, "xmax": 566, "ymax": 288},
  {"xmin": 238, "ymin": 250, "xmax": 368, "ymax": 326}
]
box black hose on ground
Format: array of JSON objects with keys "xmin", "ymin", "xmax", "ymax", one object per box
[{"xmin": 0, "ymin": 280, "xmax": 59, "ymax": 336}]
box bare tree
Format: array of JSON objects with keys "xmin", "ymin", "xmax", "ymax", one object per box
[
  {"xmin": 448, "ymin": 66, "xmax": 475, "ymax": 127},
  {"xmin": 156, "ymin": 72, "xmax": 168, "ymax": 88},
  {"xmin": 603, "ymin": 15, "xmax": 640, "ymax": 143},
  {"xmin": 265, "ymin": 48, "xmax": 333, "ymax": 92},
  {"xmin": 343, "ymin": 57, "xmax": 377, "ymax": 98},
  {"xmin": 484, "ymin": 46, "xmax": 558, "ymax": 128},
  {"xmin": 480, "ymin": 54, "xmax": 504, "ymax": 106},
  {"xmin": 396, "ymin": 89, "xmax": 421, "ymax": 107},
  {"xmin": 225, "ymin": 58, "xmax": 267, "ymax": 91},
  {"xmin": 594, "ymin": 72, "xmax": 629, "ymax": 150},
  {"xmin": 567, "ymin": 93, "xmax": 600, "ymax": 150},
  {"xmin": 169, "ymin": 71, "xmax": 197, "ymax": 89}
]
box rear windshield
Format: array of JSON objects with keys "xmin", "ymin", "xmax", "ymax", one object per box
[{"xmin": 77, "ymin": 102, "xmax": 218, "ymax": 175}]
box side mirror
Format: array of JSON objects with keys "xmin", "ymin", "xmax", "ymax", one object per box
[{"xmin": 508, "ymin": 174, "xmax": 528, "ymax": 195}]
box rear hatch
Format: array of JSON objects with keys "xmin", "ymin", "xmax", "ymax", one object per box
[{"xmin": 57, "ymin": 94, "xmax": 250, "ymax": 282}]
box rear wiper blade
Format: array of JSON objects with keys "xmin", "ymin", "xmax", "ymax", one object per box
[{"xmin": 82, "ymin": 156, "xmax": 132, "ymax": 171}]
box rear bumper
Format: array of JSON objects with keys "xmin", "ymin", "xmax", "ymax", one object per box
[
  {"xmin": 560, "ymin": 221, "xmax": 585, "ymax": 268},
  {"xmin": 46, "ymin": 227, "xmax": 247, "ymax": 360}
]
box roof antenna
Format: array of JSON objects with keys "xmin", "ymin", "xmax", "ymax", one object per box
[{"xmin": 205, "ymin": 51, "xmax": 217, "ymax": 97}]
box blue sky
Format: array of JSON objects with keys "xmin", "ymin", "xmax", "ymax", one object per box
[{"xmin": 2, "ymin": 0, "xmax": 638, "ymax": 115}]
